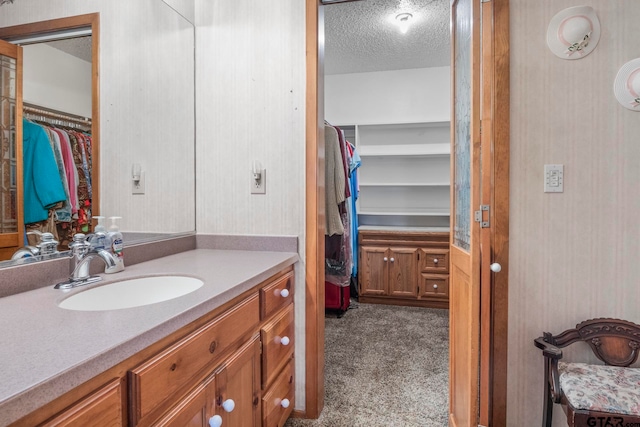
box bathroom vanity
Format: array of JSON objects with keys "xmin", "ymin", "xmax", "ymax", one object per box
[{"xmin": 0, "ymin": 241, "xmax": 298, "ymax": 427}]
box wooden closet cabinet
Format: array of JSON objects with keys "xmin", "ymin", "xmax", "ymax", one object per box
[{"xmin": 358, "ymin": 229, "xmax": 449, "ymax": 309}]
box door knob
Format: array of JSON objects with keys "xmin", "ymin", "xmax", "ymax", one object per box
[
  {"xmin": 383, "ymin": 257, "xmax": 388, "ymax": 262},
  {"xmin": 490, "ymin": 263, "xmax": 502, "ymax": 273},
  {"xmin": 222, "ymin": 399, "xmax": 235, "ymax": 412},
  {"xmin": 390, "ymin": 257, "xmax": 395, "ymax": 262},
  {"xmin": 209, "ymin": 415, "xmax": 223, "ymax": 427}
]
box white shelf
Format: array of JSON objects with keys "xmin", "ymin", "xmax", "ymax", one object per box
[
  {"xmin": 358, "ymin": 143, "xmax": 450, "ymax": 157},
  {"xmin": 359, "ymin": 182, "xmax": 450, "ymax": 187},
  {"xmin": 345, "ymin": 120, "xmax": 451, "ymax": 228},
  {"xmin": 358, "ymin": 208, "xmax": 450, "ymax": 217},
  {"xmin": 358, "ymin": 225, "xmax": 450, "ymax": 233}
]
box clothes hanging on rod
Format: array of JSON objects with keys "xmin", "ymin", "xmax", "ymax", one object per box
[
  {"xmin": 324, "ymin": 122, "xmax": 361, "ymax": 314},
  {"xmin": 22, "ymin": 104, "xmax": 93, "ymax": 248},
  {"xmin": 325, "ymin": 123, "xmax": 360, "ymax": 286}
]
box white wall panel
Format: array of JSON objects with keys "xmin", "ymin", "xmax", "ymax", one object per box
[
  {"xmin": 194, "ymin": 0, "xmax": 307, "ymax": 410},
  {"xmin": 325, "ymin": 67, "xmax": 450, "ymax": 124},
  {"xmin": 22, "ymin": 44, "xmax": 91, "ymax": 117},
  {"xmin": 508, "ymin": 2, "xmax": 640, "ymax": 426}
]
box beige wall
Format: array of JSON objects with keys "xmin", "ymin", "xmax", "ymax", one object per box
[
  {"xmin": 194, "ymin": 0, "xmax": 307, "ymax": 409},
  {"xmin": 508, "ymin": 1, "xmax": 640, "ymax": 425}
]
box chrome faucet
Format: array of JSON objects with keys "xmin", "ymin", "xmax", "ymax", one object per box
[
  {"xmin": 54, "ymin": 233, "xmax": 117, "ymax": 290},
  {"xmin": 11, "ymin": 231, "xmax": 59, "ymax": 260}
]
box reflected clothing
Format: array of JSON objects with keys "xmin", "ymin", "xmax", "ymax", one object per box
[{"xmin": 22, "ymin": 119, "xmax": 66, "ymax": 224}]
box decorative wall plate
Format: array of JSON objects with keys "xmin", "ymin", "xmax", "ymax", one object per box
[
  {"xmin": 547, "ymin": 6, "xmax": 600, "ymax": 60},
  {"xmin": 614, "ymin": 58, "xmax": 640, "ymax": 111}
]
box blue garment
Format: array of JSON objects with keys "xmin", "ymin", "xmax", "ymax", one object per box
[
  {"xmin": 22, "ymin": 119, "xmax": 66, "ymax": 224},
  {"xmin": 349, "ymin": 143, "xmax": 361, "ymax": 277}
]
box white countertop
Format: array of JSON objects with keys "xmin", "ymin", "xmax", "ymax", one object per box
[{"xmin": 0, "ymin": 249, "xmax": 298, "ymax": 426}]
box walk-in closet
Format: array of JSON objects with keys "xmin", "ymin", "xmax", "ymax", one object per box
[{"xmin": 289, "ymin": 1, "xmax": 452, "ymax": 425}]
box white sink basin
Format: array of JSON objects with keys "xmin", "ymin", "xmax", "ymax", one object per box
[{"xmin": 58, "ymin": 276, "xmax": 204, "ymax": 311}]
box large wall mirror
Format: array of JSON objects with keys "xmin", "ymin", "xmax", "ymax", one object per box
[{"xmin": 0, "ymin": 0, "xmax": 195, "ymax": 266}]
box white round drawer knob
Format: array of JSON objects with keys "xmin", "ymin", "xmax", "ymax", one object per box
[
  {"xmin": 222, "ymin": 399, "xmax": 235, "ymax": 413},
  {"xmin": 490, "ymin": 263, "xmax": 502, "ymax": 273},
  {"xmin": 433, "ymin": 258, "xmax": 439, "ymax": 263},
  {"xmin": 279, "ymin": 289, "xmax": 290, "ymax": 298},
  {"xmin": 433, "ymin": 284, "xmax": 438, "ymax": 289},
  {"xmin": 281, "ymin": 336, "xmax": 290, "ymax": 346},
  {"xmin": 383, "ymin": 257, "xmax": 388, "ymax": 262},
  {"xmin": 281, "ymin": 398, "xmax": 290, "ymax": 408},
  {"xmin": 209, "ymin": 415, "xmax": 223, "ymax": 427},
  {"xmin": 390, "ymin": 257, "xmax": 395, "ymax": 262}
]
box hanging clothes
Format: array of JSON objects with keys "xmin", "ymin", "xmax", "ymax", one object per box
[
  {"xmin": 347, "ymin": 142, "xmax": 361, "ymax": 278},
  {"xmin": 325, "ymin": 124, "xmax": 346, "ymax": 236},
  {"xmin": 22, "ymin": 119, "xmax": 66, "ymax": 225},
  {"xmin": 22, "ymin": 110, "xmax": 93, "ymax": 248}
]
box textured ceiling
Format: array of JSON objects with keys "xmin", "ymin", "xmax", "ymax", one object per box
[
  {"xmin": 46, "ymin": 37, "xmax": 92, "ymax": 63},
  {"xmin": 324, "ymin": 0, "xmax": 450, "ymax": 75}
]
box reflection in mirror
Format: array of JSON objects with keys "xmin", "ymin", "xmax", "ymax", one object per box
[{"xmin": 0, "ymin": 1, "xmax": 196, "ymax": 268}]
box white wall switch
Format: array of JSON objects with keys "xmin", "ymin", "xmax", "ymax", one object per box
[
  {"xmin": 132, "ymin": 171, "xmax": 146, "ymax": 194},
  {"xmin": 251, "ymin": 169, "xmax": 266, "ymax": 194},
  {"xmin": 544, "ymin": 164, "xmax": 563, "ymax": 193}
]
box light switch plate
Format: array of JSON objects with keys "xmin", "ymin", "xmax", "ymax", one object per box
[
  {"xmin": 544, "ymin": 164, "xmax": 563, "ymax": 193},
  {"xmin": 251, "ymin": 169, "xmax": 266, "ymax": 194},
  {"xmin": 132, "ymin": 171, "xmax": 145, "ymax": 194}
]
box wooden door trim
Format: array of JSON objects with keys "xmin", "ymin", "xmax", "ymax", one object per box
[
  {"xmin": 304, "ymin": 0, "xmax": 325, "ymax": 419},
  {"xmin": 484, "ymin": 0, "xmax": 510, "ymax": 425},
  {"xmin": 0, "ymin": 13, "xmax": 101, "ymax": 219}
]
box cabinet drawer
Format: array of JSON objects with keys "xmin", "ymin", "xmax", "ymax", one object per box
[
  {"xmin": 41, "ymin": 379, "xmax": 123, "ymax": 427},
  {"xmin": 261, "ymin": 358, "xmax": 294, "ymax": 427},
  {"xmin": 260, "ymin": 304, "xmax": 294, "ymax": 388},
  {"xmin": 419, "ymin": 274, "xmax": 449, "ymax": 299},
  {"xmin": 260, "ymin": 271, "xmax": 294, "ymax": 320},
  {"xmin": 420, "ymin": 249, "xmax": 449, "ymax": 274},
  {"xmin": 130, "ymin": 294, "xmax": 259, "ymax": 423}
]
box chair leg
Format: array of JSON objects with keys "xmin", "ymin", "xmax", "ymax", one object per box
[{"xmin": 542, "ymin": 381, "xmax": 553, "ymax": 427}]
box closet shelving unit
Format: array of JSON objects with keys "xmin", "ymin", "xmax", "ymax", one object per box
[
  {"xmin": 341, "ymin": 120, "xmax": 451, "ymax": 229},
  {"xmin": 340, "ymin": 120, "xmax": 452, "ymax": 309}
]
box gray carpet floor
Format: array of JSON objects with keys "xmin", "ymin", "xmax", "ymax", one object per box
[{"xmin": 285, "ymin": 302, "xmax": 449, "ymax": 427}]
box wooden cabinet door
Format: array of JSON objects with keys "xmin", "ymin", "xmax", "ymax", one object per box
[
  {"xmin": 215, "ymin": 335, "xmax": 261, "ymax": 427},
  {"xmin": 387, "ymin": 248, "xmax": 418, "ymax": 298},
  {"xmin": 359, "ymin": 246, "xmax": 388, "ymax": 296},
  {"xmin": 153, "ymin": 373, "xmax": 216, "ymax": 427}
]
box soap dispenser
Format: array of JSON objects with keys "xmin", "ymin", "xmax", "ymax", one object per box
[
  {"xmin": 89, "ymin": 216, "xmax": 109, "ymax": 251},
  {"xmin": 105, "ymin": 216, "xmax": 125, "ymax": 274}
]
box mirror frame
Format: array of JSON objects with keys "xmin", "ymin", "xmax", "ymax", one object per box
[{"xmin": 0, "ymin": 13, "xmax": 100, "ymax": 260}]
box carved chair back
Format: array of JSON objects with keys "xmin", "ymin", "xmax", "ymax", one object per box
[{"xmin": 544, "ymin": 318, "xmax": 640, "ymax": 367}]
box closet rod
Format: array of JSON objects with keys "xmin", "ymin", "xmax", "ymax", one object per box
[{"xmin": 23, "ymin": 102, "xmax": 91, "ymax": 127}]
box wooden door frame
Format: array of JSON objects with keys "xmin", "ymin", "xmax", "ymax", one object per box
[
  {"xmin": 303, "ymin": 0, "xmax": 509, "ymax": 424},
  {"xmin": 479, "ymin": 0, "xmax": 510, "ymax": 425}
]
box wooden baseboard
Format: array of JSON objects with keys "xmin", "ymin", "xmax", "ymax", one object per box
[
  {"xmin": 358, "ymin": 296, "xmax": 449, "ymax": 310},
  {"xmin": 290, "ymin": 409, "xmax": 307, "ymax": 419}
]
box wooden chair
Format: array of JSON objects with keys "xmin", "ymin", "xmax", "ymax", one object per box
[{"xmin": 534, "ymin": 318, "xmax": 640, "ymax": 427}]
